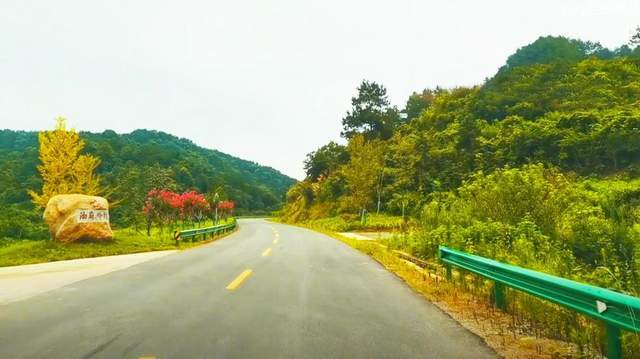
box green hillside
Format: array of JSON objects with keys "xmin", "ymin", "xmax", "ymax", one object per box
[
  {"xmin": 0, "ymin": 129, "xmax": 295, "ymax": 238},
  {"xmin": 280, "ymin": 34, "xmax": 640, "ymax": 355},
  {"xmin": 282, "ymin": 35, "xmax": 640, "ymax": 290}
]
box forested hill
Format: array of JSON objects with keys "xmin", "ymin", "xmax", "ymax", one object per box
[
  {"xmin": 281, "ymin": 35, "xmax": 640, "ymax": 297},
  {"xmin": 287, "ymin": 36, "xmax": 640, "ymax": 217},
  {"xmin": 0, "ymin": 129, "xmax": 295, "ymax": 221}
]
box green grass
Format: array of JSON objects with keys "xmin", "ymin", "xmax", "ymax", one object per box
[
  {"xmin": 0, "ymin": 218, "xmax": 235, "ymax": 267},
  {"xmin": 301, "ymin": 214, "xmax": 410, "ymax": 232}
]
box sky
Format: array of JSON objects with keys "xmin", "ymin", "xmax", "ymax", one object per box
[{"xmin": 1, "ymin": 1, "xmax": 638, "ymax": 179}]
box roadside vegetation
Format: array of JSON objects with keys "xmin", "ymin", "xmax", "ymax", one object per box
[
  {"xmin": 0, "ymin": 123, "xmax": 295, "ymax": 241},
  {"xmin": 0, "ymin": 119, "xmax": 241, "ymax": 266},
  {"xmin": 0, "ymin": 217, "xmax": 235, "ymax": 267},
  {"xmin": 302, "ymin": 213, "xmax": 408, "ymax": 232},
  {"xmin": 280, "ymin": 34, "xmax": 640, "ymax": 357}
]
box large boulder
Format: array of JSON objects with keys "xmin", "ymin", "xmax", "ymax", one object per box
[{"xmin": 43, "ymin": 194, "xmax": 114, "ymax": 242}]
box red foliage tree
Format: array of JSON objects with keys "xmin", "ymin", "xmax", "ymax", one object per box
[
  {"xmin": 217, "ymin": 200, "xmax": 235, "ymax": 221},
  {"xmin": 143, "ymin": 189, "xmax": 219, "ymax": 236},
  {"xmin": 180, "ymin": 191, "xmax": 210, "ymax": 225}
]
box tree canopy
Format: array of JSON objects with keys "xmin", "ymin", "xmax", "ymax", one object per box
[{"xmin": 341, "ymin": 80, "xmax": 402, "ymax": 140}]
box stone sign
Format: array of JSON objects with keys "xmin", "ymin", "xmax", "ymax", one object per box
[{"xmin": 44, "ymin": 194, "xmax": 114, "ymax": 242}]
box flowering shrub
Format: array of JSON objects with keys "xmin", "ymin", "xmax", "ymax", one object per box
[
  {"xmin": 143, "ymin": 189, "xmax": 233, "ymax": 236},
  {"xmin": 180, "ymin": 191, "xmax": 210, "ymax": 223},
  {"xmin": 218, "ymin": 200, "xmax": 235, "ymax": 221}
]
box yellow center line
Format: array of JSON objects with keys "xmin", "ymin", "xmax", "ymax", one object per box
[
  {"xmin": 226, "ymin": 269, "xmax": 253, "ymax": 290},
  {"xmin": 262, "ymin": 247, "xmax": 272, "ymax": 257}
]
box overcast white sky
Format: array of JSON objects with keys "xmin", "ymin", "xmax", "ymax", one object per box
[{"xmin": 1, "ymin": 1, "xmax": 638, "ymax": 179}]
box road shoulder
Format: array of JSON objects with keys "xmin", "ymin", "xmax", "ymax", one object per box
[
  {"xmin": 0, "ymin": 250, "xmax": 176, "ymax": 304},
  {"xmin": 297, "ymin": 224, "xmax": 577, "ymax": 358}
]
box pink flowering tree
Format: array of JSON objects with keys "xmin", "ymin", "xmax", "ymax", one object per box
[
  {"xmin": 143, "ymin": 189, "xmax": 183, "ymax": 236},
  {"xmin": 217, "ymin": 200, "xmax": 235, "ymax": 222},
  {"xmin": 143, "ymin": 189, "xmax": 214, "ymax": 236},
  {"xmin": 180, "ymin": 191, "xmax": 210, "ymax": 226}
]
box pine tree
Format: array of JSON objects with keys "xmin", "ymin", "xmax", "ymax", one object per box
[{"xmin": 29, "ymin": 117, "xmax": 103, "ymax": 208}]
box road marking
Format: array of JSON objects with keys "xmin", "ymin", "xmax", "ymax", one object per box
[
  {"xmin": 262, "ymin": 248, "xmax": 272, "ymax": 257},
  {"xmin": 226, "ymin": 269, "xmax": 253, "ymax": 290}
]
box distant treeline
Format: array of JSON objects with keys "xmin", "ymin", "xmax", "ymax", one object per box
[{"xmin": 0, "ymin": 129, "xmax": 295, "ymax": 238}]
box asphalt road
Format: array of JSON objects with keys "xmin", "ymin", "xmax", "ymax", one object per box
[{"xmin": 0, "ymin": 219, "xmax": 495, "ymax": 359}]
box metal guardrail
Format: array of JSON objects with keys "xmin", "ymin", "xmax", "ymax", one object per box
[
  {"xmin": 174, "ymin": 219, "xmax": 237, "ymax": 243},
  {"xmin": 439, "ymin": 246, "xmax": 640, "ymax": 359}
]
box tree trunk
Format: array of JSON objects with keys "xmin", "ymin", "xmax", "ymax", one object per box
[{"xmin": 376, "ymin": 170, "xmax": 384, "ymax": 215}]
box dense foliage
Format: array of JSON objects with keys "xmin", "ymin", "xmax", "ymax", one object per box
[
  {"xmin": 0, "ymin": 128, "xmax": 295, "ymax": 238},
  {"xmin": 29, "ymin": 117, "xmax": 104, "ymax": 208},
  {"xmin": 282, "ymin": 35, "xmax": 640, "ymax": 290},
  {"xmin": 281, "ymin": 34, "xmax": 640, "ymax": 355}
]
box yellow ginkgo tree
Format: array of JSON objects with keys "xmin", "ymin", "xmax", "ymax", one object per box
[{"xmin": 29, "ymin": 117, "xmax": 103, "ymax": 208}]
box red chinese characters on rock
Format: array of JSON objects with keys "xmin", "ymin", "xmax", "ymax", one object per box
[
  {"xmin": 44, "ymin": 194, "xmax": 113, "ymax": 242},
  {"xmin": 77, "ymin": 209, "xmax": 109, "ymax": 223}
]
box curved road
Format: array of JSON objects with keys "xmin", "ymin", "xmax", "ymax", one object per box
[{"xmin": 0, "ymin": 219, "xmax": 495, "ymax": 359}]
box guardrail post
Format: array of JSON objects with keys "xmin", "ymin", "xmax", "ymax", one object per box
[
  {"xmin": 493, "ymin": 282, "xmax": 506, "ymax": 310},
  {"xmin": 174, "ymin": 231, "xmax": 181, "ymax": 247},
  {"xmin": 606, "ymin": 324, "xmax": 621, "ymax": 359},
  {"xmin": 445, "ymin": 264, "xmax": 452, "ymax": 281}
]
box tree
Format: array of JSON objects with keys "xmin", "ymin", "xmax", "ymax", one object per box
[
  {"xmin": 341, "ymin": 80, "xmax": 401, "ymax": 140},
  {"xmin": 342, "ymin": 134, "xmax": 386, "ymax": 220},
  {"xmin": 404, "ymin": 89, "xmax": 437, "ymax": 121},
  {"xmin": 29, "ymin": 117, "xmax": 103, "ymax": 208},
  {"xmin": 180, "ymin": 191, "xmax": 210, "ymax": 225},
  {"xmin": 303, "ymin": 141, "xmax": 349, "ymax": 180},
  {"xmin": 218, "ymin": 200, "xmax": 235, "ymax": 221},
  {"xmin": 206, "ymin": 185, "xmax": 225, "ymax": 224},
  {"xmin": 631, "ymin": 26, "xmax": 640, "ymax": 46},
  {"xmin": 502, "ymin": 36, "xmax": 586, "ymax": 70}
]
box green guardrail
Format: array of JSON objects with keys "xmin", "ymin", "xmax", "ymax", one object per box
[
  {"xmin": 174, "ymin": 219, "xmax": 237, "ymax": 244},
  {"xmin": 439, "ymin": 246, "xmax": 640, "ymax": 359}
]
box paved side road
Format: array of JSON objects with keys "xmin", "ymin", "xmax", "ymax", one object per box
[{"xmin": 0, "ymin": 219, "xmax": 496, "ymax": 359}]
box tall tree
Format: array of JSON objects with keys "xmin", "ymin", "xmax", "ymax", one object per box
[
  {"xmin": 631, "ymin": 26, "xmax": 640, "ymax": 46},
  {"xmin": 342, "ymin": 134, "xmax": 386, "ymax": 218},
  {"xmin": 29, "ymin": 117, "xmax": 103, "ymax": 208},
  {"xmin": 501, "ymin": 36, "xmax": 586, "ymax": 70},
  {"xmin": 303, "ymin": 141, "xmax": 349, "ymax": 180},
  {"xmin": 404, "ymin": 89, "xmax": 437, "ymax": 121},
  {"xmin": 341, "ymin": 80, "xmax": 401, "ymax": 140}
]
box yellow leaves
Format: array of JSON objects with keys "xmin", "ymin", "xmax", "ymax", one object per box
[
  {"xmin": 30, "ymin": 117, "xmax": 104, "ymax": 208},
  {"xmin": 342, "ymin": 134, "xmax": 386, "ymax": 210}
]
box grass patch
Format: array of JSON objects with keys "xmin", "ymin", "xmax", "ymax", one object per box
[
  {"xmin": 0, "ymin": 218, "xmax": 235, "ymax": 267},
  {"xmin": 295, "ymin": 214, "xmax": 410, "ymax": 232}
]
